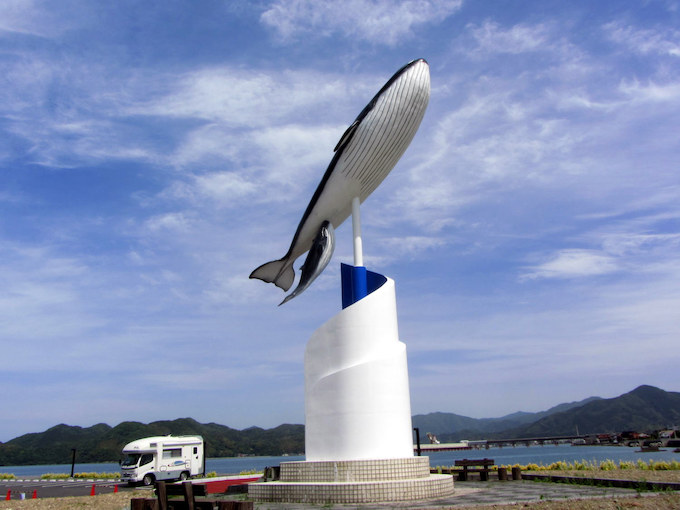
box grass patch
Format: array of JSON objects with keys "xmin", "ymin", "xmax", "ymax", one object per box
[
  {"xmin": 40, "ymin": 472, "xmax": 120, "ymax": 480},
  {"xmin": 494, "ymin": 459, "xmax": 680, "ymax": 472}
]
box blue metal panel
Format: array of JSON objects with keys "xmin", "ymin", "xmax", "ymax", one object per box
[{"xmin": 341, "ymin": 264, "xmax": 387, "ymax": 309}]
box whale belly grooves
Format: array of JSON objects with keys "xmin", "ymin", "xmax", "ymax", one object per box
[
  {"xmin": 250, "ymin": 59, "xmax": 430, "ymax": 301},
  {"xmin": 292, "ymin": 59, "xmax": 430, "ymax": 259},
  {"xmin": 342, "ymin": 60, "xmax": 431, "ymax": 198}
]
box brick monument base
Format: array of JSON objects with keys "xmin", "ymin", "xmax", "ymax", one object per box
[{"xmin": 248, "ymin": 456, "xmax": 454, "ymax": 504}]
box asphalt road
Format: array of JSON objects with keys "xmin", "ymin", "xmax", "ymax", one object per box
[{"xmin": 0, "ymin": 479, "xmax": 147, "ymax": 499}]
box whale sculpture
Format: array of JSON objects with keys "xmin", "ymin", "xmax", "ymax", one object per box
[{"xmin": 251, "ymin": 59, "xmax": 430, "ymax": 303}]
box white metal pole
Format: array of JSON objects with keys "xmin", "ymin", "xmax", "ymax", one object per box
[{"xmin": 352, "ymin": 196, "xmax": 363, "ymax": 267}]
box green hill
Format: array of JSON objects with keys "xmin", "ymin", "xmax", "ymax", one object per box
[
  {"xmin": 0, "ymin": 418, "xmax": 304, "ymax": 466},
  {"xmin": 413, "ymin": 396, "xmax": 601, "ymax": 441},
  {"xmin": 504, "ymin": 385, "xmax": 680, "ymax": 438}
]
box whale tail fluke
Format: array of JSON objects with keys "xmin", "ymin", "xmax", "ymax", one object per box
[{"xmin": 250, "ymin": 259, "xmax": 295, "ymax": 292}]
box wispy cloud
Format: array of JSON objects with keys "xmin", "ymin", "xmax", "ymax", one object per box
[
  {"xmin": 0, "ymin": 242, "xmax": 102, "ymax": 350},
  {"xmin": 0, "ymin": 0, "xmax": 73, "ymax": 37},
  {"xmin": 467, "ymin": 20, "xmax": 552, "ymax": 55},
  {"xmin": 619, "ymin": 79, "xmax": 680, "ymax": 103},
  {"xmin": 260, "ymin": 0, "xmax": 462, "ymax": 45},
  {"xmin": 603, "ymin": 20, "xmax": 680, "ymax": 57},
  {"xmin": 522, "ymin": 202, "xmax": 680, "ymax": 281}
]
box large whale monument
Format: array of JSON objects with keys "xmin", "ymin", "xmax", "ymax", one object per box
[{"xmin": 249, "ymin": 59, "xmax": 454, "ymax": 504}]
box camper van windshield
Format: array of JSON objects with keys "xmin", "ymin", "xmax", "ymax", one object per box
[
  {"xmin": 122, "ymin": 453, "xmax": 154, "ymax": 467},
  {"xmin": 122, "ymin": 453, "xmax": 141, "ymax": 467}
]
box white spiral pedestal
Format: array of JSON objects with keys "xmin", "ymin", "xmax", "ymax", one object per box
[{"xmin": 249, "ymin": 274, "xmax": 454, "ymax": 504}]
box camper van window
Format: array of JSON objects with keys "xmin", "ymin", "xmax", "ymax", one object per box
[
  {"xmin": 162, "ymin": 448, "xmax": 182, "ymax": 459},
  {"xmin": 193, "ymin": 447, "xmax": 198, "ymax": 454},
  {"xmin": 141, "ymin": 454, "xmax": 154, "ymax": 466}
]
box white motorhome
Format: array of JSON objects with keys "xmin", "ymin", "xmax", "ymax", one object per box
[{"xmin": 120, "ymin": 435, "xmax": 205, "ymax": 486}]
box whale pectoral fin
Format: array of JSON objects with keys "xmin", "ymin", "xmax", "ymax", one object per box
[
  {"xmin": 334, "ymin": 119, "xmax": 359, "ymax": 152},
  {"xmin": 278, "ymin": 221, "xmax": 335, "ymax": 306},
  {"xmin": 250, "ymin": 259, "xmax": 295, "ymax": 292},
  {"xmin": 278, "ymin": 292, "xmax": 297, "ymax": 307}
]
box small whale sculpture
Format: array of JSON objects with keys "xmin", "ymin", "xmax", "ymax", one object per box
[
  {"xmin": 251, "ymin": 59, "xmax": 430, "ymax": 303},
  {"xmin": 279, "ymin": 221, "xmax": 335, "ymax": 306}
]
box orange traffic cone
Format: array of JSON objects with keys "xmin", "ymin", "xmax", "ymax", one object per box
[
  {"xmin": 5, "ymin": 489, "xmax": 10, "ymax": 501},
  {"xmin": 113, "ymin": 484, "xmax": 119, "ymax": 493},
  {"xmin": 90, "ymin": 484, "xmax": 96, "ymax": 496},
  {"xmin": 32, "ymin": 490, "xmax": 37, "ymax": 499}
]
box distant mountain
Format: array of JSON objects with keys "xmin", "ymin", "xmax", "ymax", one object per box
[
  {"xmin": 2, "ymin": 385, "xmax": 678, "ymax": 466},
  {"xmin": 0, "ymin": 418, "xmax": 304, "ymax": 466},
  {"xmin": 413, "ymin": 395, "xmax": 601, "ymax": 441},
  {"xmin": 527, "ymin": 396, "xmax": 603, "ymax": 423},
  {"xmin": 414, "ymin": 386, "xmax": 680, "ymax": 442},
  {"xmin": 411, "ymin": 412, "xmax": 483, "ymax": 438},
  {"xmin": 502, "ymin": 385, "xmax": 680, "ymax": 438}
]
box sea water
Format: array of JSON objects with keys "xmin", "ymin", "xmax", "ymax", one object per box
[
  {"xmin": 1, "ymin": 446, "xmax": 677, "ymax": 478},
  {"xmin": 426, "ymin": 444, "xmax": 680, "ymax": 468}
]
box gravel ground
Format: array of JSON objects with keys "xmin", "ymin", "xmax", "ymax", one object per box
[{"xmin": 479, "ymin": 493, "xmax": 680, "ymax": 509}]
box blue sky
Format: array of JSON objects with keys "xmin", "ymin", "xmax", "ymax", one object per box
[{"xmin": 1, "ymin": 0, "xmax": 679, "ymax": 443}]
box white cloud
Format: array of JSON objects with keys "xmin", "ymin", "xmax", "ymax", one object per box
[
  {"xmin": 133, "ymin": 70, "xmax": 280, "ymax": 125},
  {"xmin": 468, "ymin": 20, "xmax": 551, "ymax": 54},
  {"xmin": 129, "ymin": 67, "xmax": 352, "ymax": 127},
  {"xmin": 380, "ymin": 235, "xmax": 447, "ymax": 261},
  {"xmin": 196, "ymin": 171, "xmax": 256, "ymax": 197},
  {"xmin": 144, "ymin": 212, "xmax": 193, "ymax": 233},
  {"xmin": 1, "ymin": 54, "xmax": 365, "ymax": 171},
  {"xmin": 522, "ymin": 213, "xmax": 680, "ymax": 282},
  {"xmin": 189, "ymin": 172, "xmax": 258, "ymax": 207},
  {"xmin": 260, "ymin": 0, "xmax": 462, "ymax": 45},
  {"xmin": 171, "ymin": 124, "xmax": 245, "ymax": 168},
  {"xmin": 522, "ymin": 249, "xmax": 619, "ymax": 280}
]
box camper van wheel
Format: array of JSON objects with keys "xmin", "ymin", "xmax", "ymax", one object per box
[
  {"xmin": 179, "ymin": 471, "xmax": 189, "ymax": 481},
  {"xmin": 142, "ymin": 473, "xmax": 155, "ymax": 486}
]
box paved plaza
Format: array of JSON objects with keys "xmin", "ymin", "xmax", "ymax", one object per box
[{"xmin": 252, "ymin": 479, "xmax": 648, "ymax": 509}]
